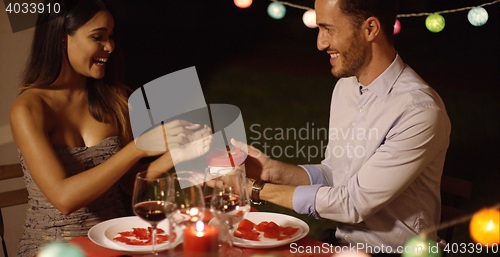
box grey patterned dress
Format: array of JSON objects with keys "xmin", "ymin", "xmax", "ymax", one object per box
[{"xmin": 17, "ymin": 136, "xmax": 128, "ymax": 257}]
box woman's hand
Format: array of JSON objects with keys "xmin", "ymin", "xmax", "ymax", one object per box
[
  {"xmin": 135, "ymin": 119, "xmax": 202, "ymax": 157},
  {"xmin": 170, "ymin": 124, "xmax": 213, "ymax": 165},
  {"xmin": 144, "ymin": 124, "xmax": 213, "ymax": 178}
]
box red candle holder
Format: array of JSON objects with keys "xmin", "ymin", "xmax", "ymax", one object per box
[{"xmin": 183, "ymin": 221, "xmax": 219, "ymax": 257}]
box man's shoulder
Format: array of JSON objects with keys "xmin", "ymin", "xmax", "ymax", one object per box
[{"xmin": 392, "ymin": 66, "xmax": 445, "ymax": 110}]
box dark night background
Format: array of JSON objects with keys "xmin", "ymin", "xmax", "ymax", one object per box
[{"xmin": 109, "ymin": 1, "xmax": 498, "ymax": 255}]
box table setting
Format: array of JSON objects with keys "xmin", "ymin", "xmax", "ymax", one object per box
[{"xmin": 60, "ymin": 147, "xmax": 326, "ymax": 257}]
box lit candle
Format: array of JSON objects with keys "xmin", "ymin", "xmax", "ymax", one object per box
[{"xmin": 184, "ymin": 221, "xmax": 219, "ymax": 257}]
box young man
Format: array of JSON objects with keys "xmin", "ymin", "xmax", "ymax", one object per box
[{"xmin": 233, "ymin": 0, "xmax": 450, "ymax": 249}]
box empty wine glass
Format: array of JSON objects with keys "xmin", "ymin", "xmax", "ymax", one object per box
[
  {"xmin": 172, "ymin": 171, "xmax": 207, "ymax": 228},
  {"xmin": 132, "ymin": 171, "xmax": 174, "ymax": 256},
  {"xmin": 209, "ymin": 168, "xmax": 251, "ymax": 257}
]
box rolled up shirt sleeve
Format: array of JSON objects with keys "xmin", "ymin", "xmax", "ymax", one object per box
[
  {"xmin": 293, "ymin": 184, "xmax": 323, "ymax": 218},
  {"xmin": 293, "ymin": 164, "xmax": 333, "ymax": 218},
  {"xmin": 299, "ymin": 164, "xmax": 325, "ymax": 185}
]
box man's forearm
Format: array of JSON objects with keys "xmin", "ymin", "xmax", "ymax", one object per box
[
  {"xmin": 259, "ymin": 182, "xmax": 297, "ymax": 210},
  {"xmin": 269, "ymin": 160, "xmax": 311, "ymax": 186}
]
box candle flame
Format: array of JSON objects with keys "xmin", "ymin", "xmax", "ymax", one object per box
[{"xmin": 195, "ymin": 221, "xmax": 205, "ymax": 232}]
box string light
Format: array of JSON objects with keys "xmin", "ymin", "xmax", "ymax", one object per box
[
  {"xmin": 393, "ymin": 19, "xmax": 401, "ymax": 35},
  {"xmin": 302, "ymin": 9, "xmax": 317, "ymax": 28},
  {"xmin": 234, "ymin": 0, "xmax": 253, "ymax": 9},
  {"xmin": 425, "ymin": 14, "xmax": 445, "ymax": 33},
  {"xmin": 468, "ymin": 7, "xmax": 489, "ymax": 26},
  {"xmin": 268, "ymin": 2, "xmax": 286, "ymax": 20},
  {"xmin": 401, "ymin": 236, "xmax": 442, "ymax": 257},
  {"xmin": 259, "ymin": 0, "xmax": 499, "ymax": 32}
]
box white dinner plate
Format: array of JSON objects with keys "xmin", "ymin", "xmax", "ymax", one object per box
[
  {"xmin": 88, "ymin": 216, "xmax": 183, "ymax": 254},
  {"xmin": 230, "ymin": 212, "xmax": 309, "ymax": 249}
]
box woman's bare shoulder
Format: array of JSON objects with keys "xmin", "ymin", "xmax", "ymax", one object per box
[
  {"xmin": 10, "ymin": 88, "xmax": 54, "ymax": 129},
  {"xmin": 11, "ymin": 89, "xmax": 47, "ymax": 113}
]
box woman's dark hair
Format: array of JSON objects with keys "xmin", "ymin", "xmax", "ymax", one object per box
[
  {"xmin": 21, "ymin": 0, "xmax": 130, "ymax": 139},
  {"xmin": 339, "ymin": 0, "xmax": 399, "ymax": 45}
]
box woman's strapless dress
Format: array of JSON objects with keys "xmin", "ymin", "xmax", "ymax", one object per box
[{"xmin": 17, "ymin": 136, "xmax": 127, "ymax": 257}]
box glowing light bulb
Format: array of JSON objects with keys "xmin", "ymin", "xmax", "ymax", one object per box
[
  {"xmin": 402, "ymin": 236, "xmax": 442, "ymax": 257},
  {"xmin": 234, "ymin": 0, "xmax": 252, "ymax": 9},
  {"xmin": 394, "ymin": 19, "xmax": 401, "ymax": 35},
  {"xmin": 38, "ymin": 243, "xmax": 85, "ymax": 257},
  {"xmin": 267, "ymin": 2, "xmax": 286, "ymax": 20},
  {"xmin": 468, "ymin": 6, "xmax": 488, "ymax": 27},
  {"xmin": 425, "ymin": 14, "xmax": 445, "ymax": 33},
  {"xmin": 469, "ymin": 207, "xmax": 500, "ymax": 246},
  {"xmin": 302, "ymin": 10, "xmax": 317, "ymax": 28}
]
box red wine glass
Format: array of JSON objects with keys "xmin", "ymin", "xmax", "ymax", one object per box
[{"xmin": 132, "ymin": 171, "xmax": 174, "ymax": 256}]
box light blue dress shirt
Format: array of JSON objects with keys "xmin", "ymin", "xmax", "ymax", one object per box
[{"xmin": 293, "ymin": 55, "xmax": 451, "ymax": 248}]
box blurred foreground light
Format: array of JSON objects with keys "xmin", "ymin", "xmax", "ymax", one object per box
[
  {"xmin": 302, "ymin": 9, "xmax": 317, "ymax": 28},
  {"xmin": 38, "ymin": 243, "xmax": 85, "ymax": 257},
  {"xmin": 394, "ymin": 19, "xmax": 401, "ymax": 35},
  {"xmin": 402, "ymin": 236, "xmax": 441, "ymax": 257},
  {"xmin": 268, "ymin": 2, "xmax": 286, "ymax": 20},
  {"xmin": 334, "ymin": 252, "xmax": 370, "ymax": 256},
  {"xmin": 234, "ymin": 0, "xmax": 252, "ymax": 9},
  {"xmin": 425, "ymin": 14, "xmax": 445, "ymax": 33},
  {"xmin": 469, "ymin": 207, "xmax": 500, "ymax": 246},
  {"xmin": 468, "ymin": 7, "xmax": 488, "ymax": 26}
]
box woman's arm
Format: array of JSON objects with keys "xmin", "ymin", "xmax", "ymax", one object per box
[{"xmin": 10, "ymin": 94, "xmax": 162, "ymax": 215}]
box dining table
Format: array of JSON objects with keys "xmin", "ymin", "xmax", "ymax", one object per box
[
  {"xmin": 62, "ymin": 205, "xmax": 339, "ymax": 257},
  {"xmin": 68, "ymin": 234, "xmax": 328, "ymax": 257}
]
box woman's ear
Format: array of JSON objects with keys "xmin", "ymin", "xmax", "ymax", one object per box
[{"xmin": 62, "ymin": 33, "xmax": 68, "ymax": 50}]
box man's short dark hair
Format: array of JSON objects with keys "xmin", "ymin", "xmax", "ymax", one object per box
[{"xmin": 339, "ymin": 0, "xmax": 399, "ymax": 45}]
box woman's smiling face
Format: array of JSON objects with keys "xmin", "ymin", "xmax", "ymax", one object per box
[{"xmin": 66, "ymin": 11, "xmax": 115, "ymax": 80}]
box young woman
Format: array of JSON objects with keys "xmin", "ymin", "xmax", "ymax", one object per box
[{"xmin": 9, "ymin": 1, "xmax": 211, "ymax": 256}]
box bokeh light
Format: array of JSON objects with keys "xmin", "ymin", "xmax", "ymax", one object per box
[
  {"xmin": 38, "ymin": 243, "xmax": 85, "ymax": 257},
  {"xmin": 394, "ymin": 19, "xmax": 401, "ymax": 35},
  {"xmin": 425, "ymin": 14, "xmax": 445, "ymax": 33},
  {"xmin": 402, "ymin": 236, "xmax": 441, "ymax": 257},
  {"xmin": 234, "ymin": 0, "xmax": 252, "ymax": 9},
  {"xmin": 469, "ymin": 207, "xmax": 500, "ymax": 246},
  {"xmin": 302, "ymin": 9, "xmax": 317, "ymax": 28},
  {"xmin": 267, "ymin": 2, "xmax": 286, "ymax": 20},
  {"xmin": 468, "ymin": 6, "xmax": 489, "ymax": 26}
]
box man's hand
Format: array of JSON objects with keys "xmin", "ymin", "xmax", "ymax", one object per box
[
  {"xmin": 230, "ymin": 138, "xmax": 275, "ymax": 182},
  {"xmin": 231, "ymin": 138, "xmax": 311, "ymax": 186}
]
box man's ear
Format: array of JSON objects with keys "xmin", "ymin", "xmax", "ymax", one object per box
[{"xmin": 364, "ymin": 17, "xmax": 381, "ymax": 42}]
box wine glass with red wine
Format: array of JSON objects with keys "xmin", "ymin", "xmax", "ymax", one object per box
[
  {"xmin": 209, "ymin": 168, "xmax": 251, "ymax": 257},
  {"xmin": 132, "ymin": 171, "xmax": 174, "ymax": 256}
]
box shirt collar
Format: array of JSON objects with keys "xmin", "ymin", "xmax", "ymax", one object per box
[{"xmin": 360, "ymin": 54, "xmax": 405, "ymax": 99}]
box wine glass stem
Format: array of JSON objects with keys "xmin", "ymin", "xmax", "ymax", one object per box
[
  {"xmin": 227, "ymin": 222, "xmax": 236, "ymax": 248},
  {"xmin": 151, "ymin": 224, "xmax": 158, "ymax": 255},
  {"xmin": 226, "ymin": 222, "xmax": 242, "ymax": 257}
]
